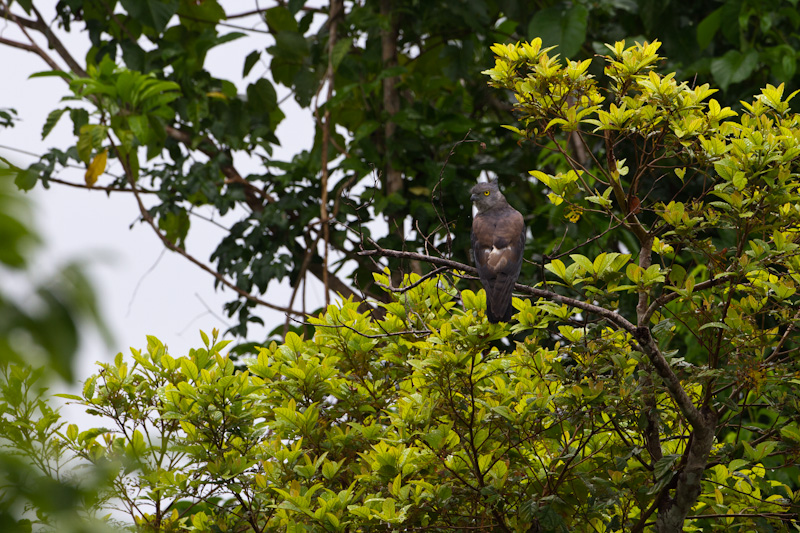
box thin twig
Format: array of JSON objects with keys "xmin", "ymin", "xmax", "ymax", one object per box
[
  {"xmin": 289, "ymin": 315, "xmax": 431, "ymax": 338},
  {"xmin": 432, "ymin": 130, "xmax": 476, "ymax": 258},
  {"xmin": 374, "ymin": 266, "xmax": 450, "ymax": 294}
]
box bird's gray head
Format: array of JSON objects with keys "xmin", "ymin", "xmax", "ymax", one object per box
[{"xmin": 470, "ymin": 181, "xmax": 508, "ymax": 213}]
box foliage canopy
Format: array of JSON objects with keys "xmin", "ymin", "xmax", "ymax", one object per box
[
  {"xmin": 4, "ymin": 0, "xmax": 800, "ymax": 531},
  {"xmin": 5, "ymin": 37, "xmax": 800, "ymax": 531}
]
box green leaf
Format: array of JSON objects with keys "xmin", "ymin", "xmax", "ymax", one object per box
[
  {"xmin": 215, "ymin": 32, "xmax": 247, "ymax": 47},
  {"xmin": 181, "ymin": 358, "xmax": 199, "ymax": 381},
  {"xmin": 177, "ymin": 0, "xmax": 224, "ymax": 29},
  {"xmin": 15, "ymin": 164, "xmax": 42, "ymax": 191},
  {"xmin": 699, "ymin": 321, "xmax": 730, "ymax": 331},
  {"xmin": 77, "ymin": 124, "xmax": 107, "ymax": 164},
  {"xmin": 128, "ymin": 115, "xmax": 150, "ymax": 144},
  {"xmin": 243, "ymin": 50, "xmax": 262, "ymax": 77},
  {"xmin": 668, "ymin": 264, "xmax": 686, "ymax": 285},
  {"xmin": 69, "ymin": 108, "xmax": 89, "ymax": 135},
  {"xmin": 14, "ymin": 0, "xmax": 32, "ymax": 14},
  {"xmin": 83, "ymin": 375, "xmax": 97, "ymax": 400},
  {"xmin": 527, "ymin": 3, "xmax": 589, "ymax": 58},
  {"xmin": 711, "ymin": 49, "xmax": 759, "ymax": 91},
  {"xmin": 697, "ymin": 8, "xmax": 722, "ymax": 50},
  {"xmin": 651, "ymin": 455, "xmax": 680, "ymax": 493},
  {"xmin": 272, "ymin": 30, "xmax": 309, "ymax": 61},
  {"xmin": 545, "ymin": 259, "xmax": 568, "ymax": 281},
  {"xmin": 780, "ymin": 423, "xmax": 800, "ymax": 442},
  {"xmin": 569, "ymin": 254, "xmax": 594, "ymax": 274},
  {"xmin": 54, "ymin": 394, "xmax": 84, "ymax": 401},
  {"xmin": 265, "ymin": 6, "xmax": 299, "ymax": 33},
  {"xmin": 331, "ymin": 38, "xmax": 352, "ymax": 70},
  {"xmin": 157, "ymin": 210, "xmax": 190, "ymax": 247},
  {"xmin": 28, "ymin": 70, "xmax": 72, "ymax": 81},
  {"xmin": 120, "ymin": 0, "xmax": 179, "ymax": 33},
  {"xmin": 247, "ymin": 78, "xmax": 278, "ymax": 110}
]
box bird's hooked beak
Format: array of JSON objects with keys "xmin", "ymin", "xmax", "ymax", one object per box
[{"xmin": 470, "ymin": 193, "xmax": 478, "ymax": 202}]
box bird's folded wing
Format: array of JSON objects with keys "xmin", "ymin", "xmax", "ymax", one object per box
[{"xmin": 472, "ymin": 207, "xmax": 525, "ymax": 319}]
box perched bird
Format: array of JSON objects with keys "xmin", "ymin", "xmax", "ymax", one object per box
[{"xmin": 470, "ymin": 181, "xmax": 525, "ymax": 323}]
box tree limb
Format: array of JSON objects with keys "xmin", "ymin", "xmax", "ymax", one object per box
[{"xmin": 357, "ymin": 245, "xmax": 638, "ymax": 334}]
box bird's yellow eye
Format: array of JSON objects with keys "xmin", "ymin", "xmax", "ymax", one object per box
[{"xmin": 484, "ymin": 191, "xmax": 490, "ymax": 196}]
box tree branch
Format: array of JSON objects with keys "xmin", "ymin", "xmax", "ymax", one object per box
[
  {"xmin": 0, "ymin": 4, "xmax": 88, "ymax": 76},
  {"xmin": 163, "ymin": 125, "xmax": 273, "ymax": 211},
  {"xmin": 0, "ymin": 8, "xmax": 61, "ymax": 71},
  {"xmin": 357, "ymin": 245, "xmax": 637, "ymax": 333},
  {"xmin": 641, "ymin": 275, "xmax": 734, "ymax": 324},
  {"xmin": 104, "ymin": 132, "xmax": 302, "ymax": 318},
  {"xmin": 30, "ymin": 4, "xmax": 87, "ymax": 76}
]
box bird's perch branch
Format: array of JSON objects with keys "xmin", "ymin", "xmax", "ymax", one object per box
[{"xmin": 357, "ymin": 246, "xmax": 636, "ymax": 333}]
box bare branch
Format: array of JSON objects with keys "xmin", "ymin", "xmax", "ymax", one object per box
[
  {"xmin": 0, "ymin": 35, "xmax": 40, "ymax": 55},
  {"xmin": 44, "ymin": 175, "xmax": 158, "ymax": 194},
  {"xmin": 0, "ymin": 5, "xmax": 61, "ymax": 71}
]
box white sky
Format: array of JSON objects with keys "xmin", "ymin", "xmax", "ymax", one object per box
[{"xmin": 0, "ymin": 2, "xmax": 325, "ymax": 386}]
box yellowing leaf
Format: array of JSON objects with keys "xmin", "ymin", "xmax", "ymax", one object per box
[
  {"xmin": 84, "ymin": 149, "xmax": 107, "ymax": 187},
  {"xmin": 565, "ymin": 204, "xmax": 583, "ymax": 222}
]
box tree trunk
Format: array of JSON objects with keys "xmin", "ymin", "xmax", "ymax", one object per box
[
  {"xmin": 379, "ymin": 0, "xmax": 406, "ymax": 286},
  {"xmin": 656, "ymin": 408, "xmax": 717, "ymax": 531}
]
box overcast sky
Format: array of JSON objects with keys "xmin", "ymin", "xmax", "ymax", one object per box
[{"xmin": 1, "ymin": 2, "xmax": 321, "ymax": 385}]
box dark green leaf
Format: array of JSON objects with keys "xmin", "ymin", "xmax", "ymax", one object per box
[
  {"xmin": 272, "ymin": 30, "xmax": 309, "ymax": 61},
  {"xmin": 247, "ymin": 78, "xmax": 278, "ymax": 110},
  {"xmin": 243, "ymin": 50, "xmax": 262, "ymax": 77},
  {"xmin": 15, "ymin": 164, "xmax": 42, "ymax": 191},
  {"xmin": 177, "ymin": 0, "xmax": 225, "ymax": 30},
  {"xmin": 41, "ymin": 108, "xmax": 68, "ymax": 140},
  {"xmin": 0, "ymin": 213, "xmax": 31, "ymax": 267},
  {"xmin": 697, "ymin": 8, "xmax": 722, "ymax": 50},
  {"xmin": 527, "ymin": 3, "xmax": 588, "ymax": 58},
  {"xmin": 265, "ymin": 6, "xmax": 298, "ymax": 33},
  {"xmin": 120, "ymin": 0, "xmax": 178, "ymax": 33},
  {"xmin": 293, "ymin": 68, "xmax": 318, "ymax": 107},
  {"xmin": 128, "ymin": 115, "xmax": 150, "ymax": 144},
  {"xmin": 69, "ymin": 108, "xmax": 89, "ymax": 135},
  {"xmin": 711, "ymin": 49, "xmax": 759, "ymax": 91},
  {"xmin": 288, "ymin": 0, "xmax": 305, "ymax": 15},
  {"xmin": 331, "ymin": 38, "xmax": 351, "ymax": 70},
  {"xmin": 14, "ymin": 0, "xmax": 33, "ymax": 14},
  {"xmin": 76, "ymin": 124, "xmax": 107, "ymax": 164},
  {"xmin": 653, "ymin": 454, "xmax": 680, "ymax": 481},
  {"xmin": 215, "ymin": 32, "xmax": 247, "ymax": 46},
  {"xmin": 28, "ymin": 70, "xmax": 72, "ymax": 81}
]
